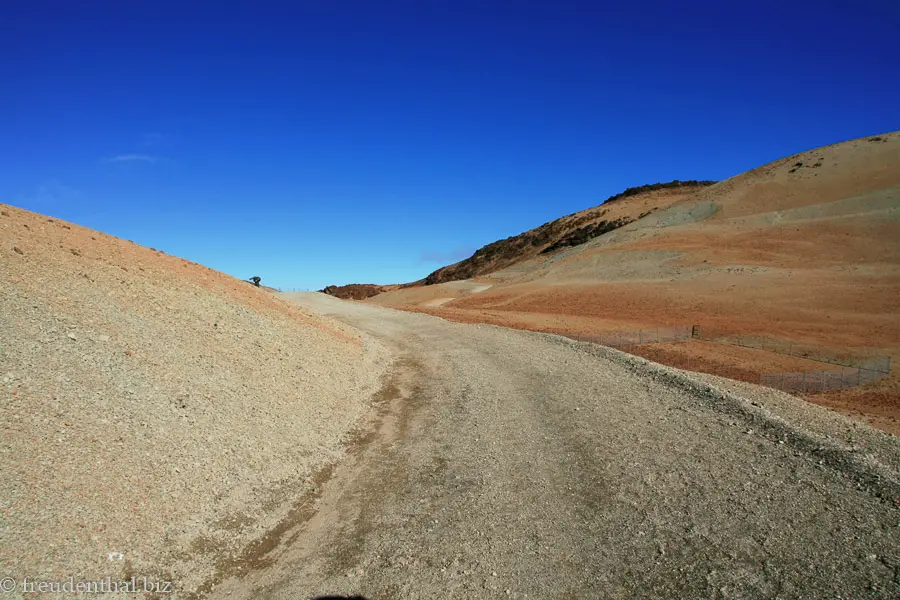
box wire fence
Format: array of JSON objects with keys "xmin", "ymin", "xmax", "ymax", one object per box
[
  {"xmin": 690, "ymin": 326, "xmax": 888, "ymax": 370},
  {"xmin": 565, "ymin": 324, "xmax": 892, "ymax": 394},
  {"xmin": 567, "ymin": 326, "xmax": 692, "ymax": 348},
  {"xmin": 691, "ymin": 326, "xmax": 892, "ymax": 393},
  {"xmin": 566, "ymin": 325, "xmax": 761, "ymax": 382},
  {"xmin": 626, "ymin": 343, "xmax": 765, "ymax": 384},
  {"xmin": 760, "ymin": 364, "xmax": 891, "ymax": 393}
]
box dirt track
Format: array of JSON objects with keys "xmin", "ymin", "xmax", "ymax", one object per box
[{"xmin": 213, "ymin": 293, "xmax": 900, "ymax": 599}]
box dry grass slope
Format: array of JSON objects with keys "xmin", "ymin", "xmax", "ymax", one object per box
[
  {"xmin": 421, "ymin": 180, "xmax": 716, "ymax": 285},
  {"xmin": 370, "ymin": 131, "xmax": 900, "ymax": 432}
]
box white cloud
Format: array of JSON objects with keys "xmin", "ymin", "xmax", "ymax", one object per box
[{"xmin": 106, "ymin": 154, "xmax": 159, "ymax": 163}]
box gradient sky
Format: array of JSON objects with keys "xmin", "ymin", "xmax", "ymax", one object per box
[{"xmin": 3, "ymin": 1, "xmax": 898, "ymax": 290}]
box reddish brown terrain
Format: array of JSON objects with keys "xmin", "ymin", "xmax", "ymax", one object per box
[
  {"xmin": 368, "ymin": 132, "xmax": 900, "ymax": 433},
  {"xmin": 420, "ymin": 180, "xmax": 716, "ymax": 285},
  {"xmin": 3, "ymin": 134, "xmax": 898, "ymax": 599},
  {"xmin": 321, "ymin": 283, "xmax": 397, "ymax": 300}
]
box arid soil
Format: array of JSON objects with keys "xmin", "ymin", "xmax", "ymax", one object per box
[
  {"xmin": 209, "ymin": 292, "xmax": 900, "ymax": 599},
  {"xmin": 0, "ymin": 204, "xmax": 388, "ymax": 596},
  {"xmin": 3, "ymin": 132, "xmax": 897, "ymax": 599},
  {"xmin": 804, "ymin": 377, "xmax": 900, "ymax": 437},
  {"xmin": 369, "ymin": 132, "xmax": 900, "ymax": 432}
]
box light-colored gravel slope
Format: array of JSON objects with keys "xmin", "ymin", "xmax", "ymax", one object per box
[
  {"xmin": 0, "ymin": 205, "xmax": 388, "ymax": 596},
  {"xmin": 215, "ymin": 293, "xmax": 900, "ymax": 600}
]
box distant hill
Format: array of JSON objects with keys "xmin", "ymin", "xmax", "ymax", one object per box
[
  {"xmin": 368, "ymin": 131, "xmax": 900, "ymax": 433},
  {"xmin": 423, "ymin": 180, "xmax": 716, "ymax": 285}
]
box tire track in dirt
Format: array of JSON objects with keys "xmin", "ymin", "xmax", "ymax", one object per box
[{"xmin": 212, "ymin": 293, "xmax": 900, "ymax": 599}]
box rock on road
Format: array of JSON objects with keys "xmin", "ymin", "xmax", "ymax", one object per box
[{"xmin": 211, "ymin": 293, "xmax": 899, "ymax": 600}]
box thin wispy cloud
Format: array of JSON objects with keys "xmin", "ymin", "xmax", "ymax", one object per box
[
  {"xmin": 13, "ymin": 181, "xmax": 82, "ymax": 210},
  {"xmin": 106, "ymin": 154, "xmax": 160, "ymax": 163}
]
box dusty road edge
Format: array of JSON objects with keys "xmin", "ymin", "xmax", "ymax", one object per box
[
  {"xmin": 534, "ymin": 330, "xmax": 900, "ymax": 503},
  {"xmin": 202, "ymin": 353, "xmax": 425, "ymax": 599},
  {"xmin": 201, "ymin": 314, "xmax": 898, "ymax": 597}
]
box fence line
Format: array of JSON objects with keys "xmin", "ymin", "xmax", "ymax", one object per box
[
  {"xmin": 565, "ymin": 324, "xmax": 891, "ymax": 394},
  {"xmin": 690, "ymin": 326, "xmax": 890, "ymax": 372},
  {"xmin": 760, "ymin": 365, "xmax": 890, "ymax": 393},
  {"xmin": 568, "ymin": 325, "xmax": 693, "ymax": 348}
]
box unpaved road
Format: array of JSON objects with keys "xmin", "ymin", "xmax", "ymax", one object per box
[{"xmin": 211, "ymin": 293, "xmax": 899, "ymax": 600}]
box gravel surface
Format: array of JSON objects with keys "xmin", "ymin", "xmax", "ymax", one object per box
[
  {"xmin": 5, "ymin": 199, "xmax": 898, "ymax": 599},
  {"xmin": 0, "ymin": 205, "xmax": 388, "ymax": 597},
  {"xmin": 213, "ymin": 292, "xmax": 900, "ymax": 600}
]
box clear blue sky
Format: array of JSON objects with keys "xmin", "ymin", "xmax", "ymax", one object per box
[{"xmin": 2, "ymin": 1, "xmax": 898, "ymax": 290}]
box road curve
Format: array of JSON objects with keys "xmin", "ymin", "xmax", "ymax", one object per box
[{"xmin": 212, "ymin": 293, "xmax": 899, "ymax": 600}]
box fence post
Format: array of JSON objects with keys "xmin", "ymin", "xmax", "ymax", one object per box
[
  {"xmin": 887, "ymin": 356, "xmax": 892, "ymax": 375},
  {"xmin": 781, "ymin": 372, "xmax": 785, "ymax": 390},
  {"xmin": 802, "ymin": 371, "xmax": 806, "ymax": 392},
  {"xmin": 857, "ymin": 367, "xmax": 861, "ymax": 387},
  {"xmin": 840, "ymin": 367, "xmax": 844, "ymax": 389},
  {"xmin": 639, "ymin": 330, "xmax": 643, "ymax": 344},
  {"xmin": 788, "ymin": 343, "xmax": 792, "ymax": 356}
]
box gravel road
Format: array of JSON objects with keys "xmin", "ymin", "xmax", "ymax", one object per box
[{"xmin": 213, "ymin": 293, "xmax": 900, "ymax": 600}]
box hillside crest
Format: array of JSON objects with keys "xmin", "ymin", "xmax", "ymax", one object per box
[{"xmin": 422, "ymin": 180, "xmax": 715, "ymax": 285}]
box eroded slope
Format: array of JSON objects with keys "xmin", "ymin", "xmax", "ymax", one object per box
[{"xmin": 0, "ymin": 204, "xmax": 388, "ymax": 594}]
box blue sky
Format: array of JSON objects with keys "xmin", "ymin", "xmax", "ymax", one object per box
[{"xmin": 2, "ymin": 1, "xmax": 898, "ymax": 290}]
